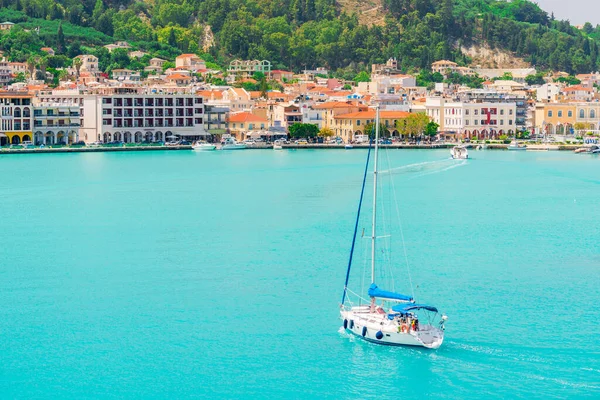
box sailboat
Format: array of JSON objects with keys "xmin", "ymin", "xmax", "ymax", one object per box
[{"xmin": 339, "ymin": 107, "xmax": 447, "ymax": 349}]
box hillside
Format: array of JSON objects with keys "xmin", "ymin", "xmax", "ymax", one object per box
[{"xmin": 0, "ymin": 0, "xmax": 599, "ymax": 77}]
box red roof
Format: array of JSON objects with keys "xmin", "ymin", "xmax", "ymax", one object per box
[
  {"xmin": 166, "ymin": 73, "xmax": 191, "ymax": 80},
  {"xmin": 228, "ymin": 112, "xmax": 268, "ymax": 123},
  {"xmin": 335, "ymin": 110, "xmax": 411, "ymax": 119}
]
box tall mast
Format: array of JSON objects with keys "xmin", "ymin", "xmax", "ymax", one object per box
[{"xmin": 370, "ymin": 105, "xmax": 380, "ymax": 284}]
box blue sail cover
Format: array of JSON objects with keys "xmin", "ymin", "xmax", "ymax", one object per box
[
  {"xmin": 391, "ymin": 303, "xmax": 438, "ymax": 314},
  {"xmin": 368, "ymin": 283, "xmax": 413, "ymax": 302}
]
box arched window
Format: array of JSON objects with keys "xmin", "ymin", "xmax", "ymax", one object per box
[
  {"xmin": 580, "ymin": 109, "xmax": 585, "ymax": 118},
  {"xmin": 591, "ymin": 110, "xmax": 596, "ymax": 119}
]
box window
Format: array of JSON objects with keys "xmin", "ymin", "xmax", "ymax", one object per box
[
  {"xmin": 357, "ymin": 120, "xmax": 361, "ymax": 126},
  {"xmin": 500, "ymin": 120, "xmax": 504, "ymax": 125},
  {"xmin": 568, "ymin": 111, "xmax": 573, "ymax": 117},
  {"xmin": 465, "ymin": 110, "xmax": 469, "ymax": 115},
  {"xmin": 558, "ymin": 111, "xmax": 562, "ymax": 117},
  {"xmin": 580, "ymin": 109, "xmax": 585, "ymax": 118},
  {"xmin": 102, "ymin": 108, "xmax": 112, "ymax": 115},
  {"xmin": 548, "ymin": 111, "xmax": 553, "ymax": 117},
  {"xmin": 509, "ymin": 120, "xmax": 513, "ymax": 125},
  {"xmin": 500, "ymin": 109, "xmax": 504, "ymax": 115},
  {"xmin": 474, "ymin": 109, "xmax": 479, "ymax": 115},
  {"xmin": 591, "ymin": 110, "xmax": 596, "ymax": 119},
  {"xmin": 465, "ymin": 120, "xmax": 469, "ymax": 125},
  {"xmin": 474, "ymin": 120, "xmax": 478, "ymax": 125},
  {"xmin": 102, "ymin": 119, "xmax": 111, "ymax": 125}
]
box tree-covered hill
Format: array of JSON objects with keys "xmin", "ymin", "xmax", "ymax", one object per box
[{"xmin": 1, "ymin": 0, "xmax": 600, "ymax": 76}]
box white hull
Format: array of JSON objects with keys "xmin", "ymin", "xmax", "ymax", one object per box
[
  {"xmin": 340, "ymin": 308, "xmax": 444, "ymax": 349},
  {"xmin": 273, "ymin": 145, "xmax": 283, "ymax": 150},
  {"xmin": 221, "ymin": 144, "xmax": 246, "ymax": 150},
  {"xmin": 507, "ymin": 146, "xmax": 527, "ymax": 151},
  {"xmin": 192, "ymin": 144, "xmax": 216, "ymax": 151},
  {"xmin": 451, "ymin": 146, "xmax": 468, "ymax": 159}
]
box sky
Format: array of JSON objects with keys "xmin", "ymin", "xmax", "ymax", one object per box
[{"xmin": 535, "ymin": 0, "xmax": 600, "ymax": 25}]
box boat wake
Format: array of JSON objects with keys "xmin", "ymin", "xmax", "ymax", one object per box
[
  {"xmin": 410, "ymin": 159, "xmax": 467, "ymax": 179},
  {"xmin": 380, "ymin": 158, "xmax": 467, "ymax": 179}
]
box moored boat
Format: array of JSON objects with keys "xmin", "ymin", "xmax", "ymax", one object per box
[
  {"xmin": 273, "ymin": 139, "xmax": 284, "ymax": 150},
  {"xmin": 507, "ymin": 140, "xmax": 527, "ymax": 151},
  {"xmin": 192, "ymin": 141, "xmax": 216, "ymax": 151},
  {"xmin": 220, "ymin": 137, "xmax": 246, "ymax": 150}
]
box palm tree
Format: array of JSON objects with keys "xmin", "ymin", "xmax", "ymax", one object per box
[{"xmin": 73, "ymin": 57, "xmax": 83, "ymax": 78}]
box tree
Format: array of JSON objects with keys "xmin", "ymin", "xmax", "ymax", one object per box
[
  {"xmin": 318, "ymin": 127, "xmax": 334, "ymax": 137},
  {"xmin": 525, "ymin": 73, "xmax": 545, "ymax": 86},
  {"xmin": 57, "ymin": 23, "xmax": 65, "ymax": 54},
  {"xmin": 73, "ymin": 57, "xmax": 83, "ymax": 78},
  {"xmin": 168, "ymin": 28, "xmax": 177, "ymax": 48},
  {"xmin": 288, "ymin": 123, "xmax": 319, "ymax": 138},
  {"xmin": 424, "ymin": 121, "xmax": 440, "ymax": 138},
  {"xmin": 396, "ymin": 113, "xmax": 430, "ymax": 138},
  {"xmin": 364, "ymin": 123, "xmax": 390, "ymax": 138},
  {"xmin": 259, "ymin": 77, "xmax": 268, "ymax": 99},
  {"xmin": 353, "ymin": 71, "xmax": 370, "ymax": 83}
]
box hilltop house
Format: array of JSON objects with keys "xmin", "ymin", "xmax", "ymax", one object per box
[
  {"xmin": 431, "ymin": 60, "xmax": 458, "ymax": 76},
  {"xmin": 145, "ymin": 58, "xmax": 167, "ymax": 73},
  {"xmin": 175, "ymin": 54, "xmax": 206, "ymax": 72},
  {"xmin": 74, "ymin": 55, "xmax": 99, "ymax": 74},
  {"xmin": 0, "ymin": 21, "xmax": 14, "ymax": 31},
  {"xmin": 104, "ymin": 41, "xmax": 131, "ymax": 53}
]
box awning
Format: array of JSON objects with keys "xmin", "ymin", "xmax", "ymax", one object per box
[
  {"xmin": 0, "ymin": 133, "xmax": 6, "ymax": 137},
  {"xmin": 368, "ymin": 283, "xmax": 413, "ymax": 302},
  {"xmin": 391, "ymin": 303, "xmax": 438, "ymax": 314}
]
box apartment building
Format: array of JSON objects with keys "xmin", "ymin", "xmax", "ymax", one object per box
[
  {"xmin": 80, "ymin": 88, "xmax": 205, "ymax": 143},
  {"xmin": 0, "ymin": 92, "xmax": 33, "ymax": 145}
]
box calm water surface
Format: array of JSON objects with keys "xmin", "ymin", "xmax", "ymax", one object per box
[{"xmin": 0, "ymin": 149, "xmax": 599, "ymax": 399}]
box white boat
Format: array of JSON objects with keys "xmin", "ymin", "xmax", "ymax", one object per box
[
  {"xmin": 344, "ymin": 144, "xmax": 353, "ymax": 149},
  {"xmin": 273, "ymin": 140, "xmax": 284, "ymax": 150},
  {"xmin": 507, "ymin": 140, "xmax": 527, "ymax": 151},
  {"xmin": 590, "ymin": 145, "xmax": 600, "ymax": 154},
  {"xmin": 339, "ymin": 106, "xmax": 447, "ymax": 349},
  {"xmin": 220, "ymin": 137, "xmax": 246, "ymax": 150},
  {"xmin": 451, "ymin": 145, "xmax": 468, "ymax": 159},
  {"xmin": 192, "ymin": 141, "xmax": 216, "ymax": 151}
]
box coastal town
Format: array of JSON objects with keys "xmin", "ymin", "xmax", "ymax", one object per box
[{"xmin": 1, "ymin": 41, "xmax": 600, "ymax": 150}]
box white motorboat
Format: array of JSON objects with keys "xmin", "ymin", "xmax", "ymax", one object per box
[
  {"xmin": 451, "ymin": 145, "xmax": 469, "ymax": 159},
  {"xmin": 192, "ymin": 141, "xmax": 216, "ymax": 151},
  {"xmin": 507, "ymin": 140, "xmax": 527, "ymax": 151},
  {"xmin": 339, "ymin": 106, "xmax": 447, "ymax": 349},
  {"xmin": 590, "ymin": 145, "xmax": 600, "ymax": 154},
  {"xmin": 344, "ymin": 144, "xmax": 353, "ymax": 149},
  {"xmin": 220, "ymin": 137, "xmax": 246, "ymax": 150},
  {"xmin": 273, "ymin": 140, "xmax": 284, "ymax": 150}
]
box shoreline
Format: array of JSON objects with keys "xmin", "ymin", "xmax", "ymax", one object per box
[{"xmin": 0, "ymin": 143, "xmax": 584, "ymax": 154}]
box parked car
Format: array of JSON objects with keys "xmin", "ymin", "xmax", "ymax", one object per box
[
  {"xmin": 295, "ymin": 139, "xmax": 308, "ymax": 145},
  {"xmin": 379, "ymin": 139, "xmax": 392, "ymax": 145},
  {"xmin": 180, "ymin": 140, "xmax": 191, "ymax": 145},
  {"xmin": 71, "ymin": 141, "xmax": 86, "ymax": 146}
]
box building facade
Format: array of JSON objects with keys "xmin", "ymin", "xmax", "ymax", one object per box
[
  {"xmin": 81, "ymin": 89, "xmax": 205, "ymax": 143},
  {"xmin": 0, "ymin": 92, "xmax": 33, "ymax": 145}
]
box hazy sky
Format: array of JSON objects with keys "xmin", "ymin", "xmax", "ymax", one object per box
[{"xmin": 535, "ymin": 0, "xmax": 600, "ymax": 25}]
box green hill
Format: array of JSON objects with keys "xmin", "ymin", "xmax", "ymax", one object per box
[{"xmin": 0, "ymin": 0, "xmax": 599, "ymax": 77}]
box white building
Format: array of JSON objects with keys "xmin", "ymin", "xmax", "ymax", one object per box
[
  {"xmin": 80, "ymin": 89, "xmax": 205, "ymax": 143},
  {"xmin": 536, "ymin": 83, "xmax": 561, "ymax": 102}
]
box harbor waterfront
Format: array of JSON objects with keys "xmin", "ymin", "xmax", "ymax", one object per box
[{"xmin": 1, "ymin": 150, "xmax": 599, "ymax": 398}]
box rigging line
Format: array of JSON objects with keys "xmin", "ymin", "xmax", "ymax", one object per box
[
  {"xmin": 341, "ymin": 142, "xmax": 372, "ymax": 305},
  {"xmin": 376, "ymin": 145, "xmax": 395, "ymax": 291},
  {"xmin": 385, "ymin": 145, "xmax": 415, "ymax": 300}
]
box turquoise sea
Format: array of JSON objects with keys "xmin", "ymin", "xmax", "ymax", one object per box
[{"xmin": 1, "ymin": 149, "xmax": 599, "ymax": 399}]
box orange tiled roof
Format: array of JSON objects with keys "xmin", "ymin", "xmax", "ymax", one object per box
[
  {"xmin": 335, "ymin": 110, "xmax": 411, "ymax": 119},
  {"xmin": 227, "ymin": 112, "xmax": 268, "ymax": 123},
  {"xmin": 166, "ymin": 73, "xmax": 191, "ymax": 80}
]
